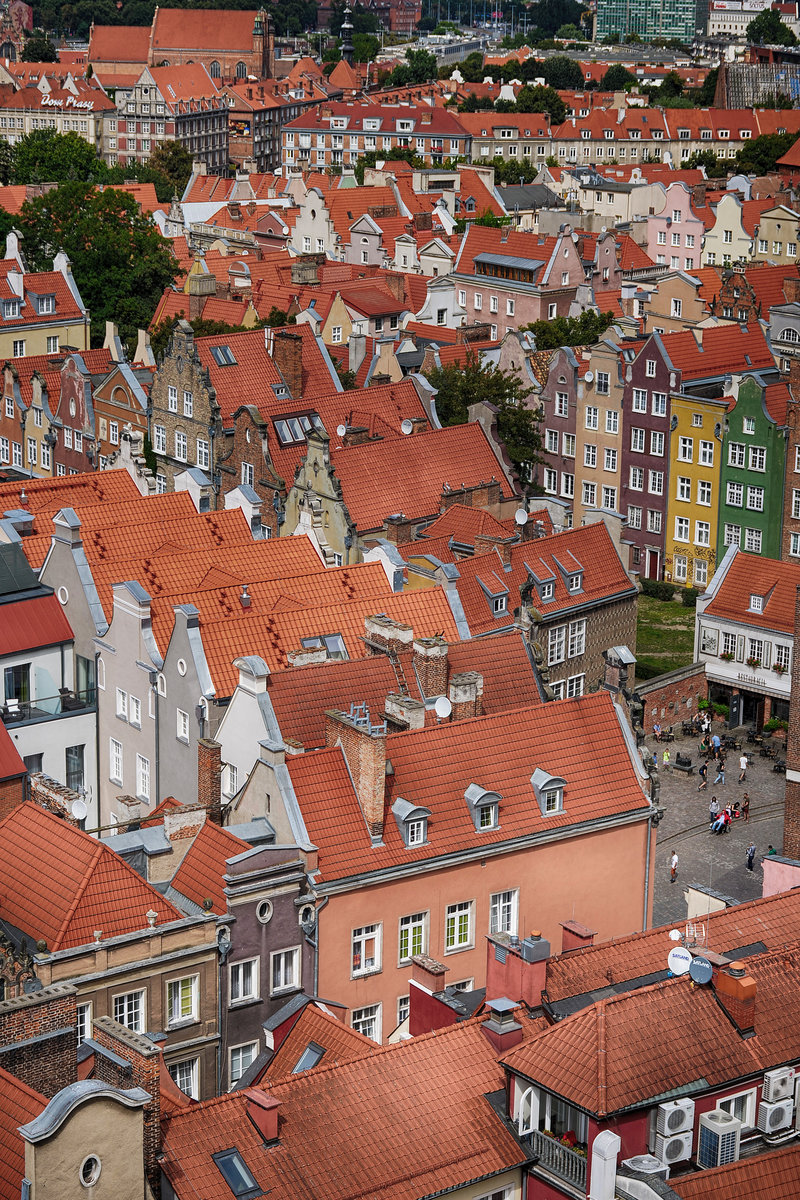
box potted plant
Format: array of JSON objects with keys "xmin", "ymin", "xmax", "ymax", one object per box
[
  {"xmin": 720, "ymin": 650, "xmax": 734, "ymax": 661},
  {"xmin": 773, "ymin": 662, "xmax": 786, "ymax": 675},
  {"xmin": 746, "ymin": 656, "xmax": 761, "ymax": 669}
]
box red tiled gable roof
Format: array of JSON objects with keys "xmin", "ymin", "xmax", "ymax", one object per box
[
  {"xmin": 0, "ymin": 83, "xmax": 116, "ymax": 114},
  {"xmin": 0, "ymin": 267, "xmax": 86, "ymax": 326},
  {"xmin": 671, "ymin": 1140, "xmax": 800, "ymax": 1200},
  {"xmin": 0, "ymin": 186, "xmax": 28, "ymax": 215},
  {"xmin": 282, "ymin": 102, "xmax": 468, "ymax": 139},
  {"xmin": 291, "ymin": 691, "xmax": 647, "ymax": 883},
  {"xmin": 452, "ymin": 521, "xmax": 635, "ymax": 637},
  {"xmin": 338, "ymin": 282, "xmax": 406, "ymax": 317},
  {"xmin": 141, "ymin": 795, "xmax": 183, "ymax": 827},
  {"xmin": 330, "ymin": 423, "xmax": 514, "ymax": 532},
  {"xmin": 397, "ymin": 534, "xmax": 465, "ymax": 565},
  {"xmin": 659, "ymin": 323, "xmax": 776, "ymax": 379},
  {"xmin": 764, "ymin": 379, "xmax": 790, "ymax": 426},
  {"xmin": 421, "ymin": 502, "xmax": 514, "ymax": 544},
  {"xmin": 455, "ymin": 223, "xmax": 558, "ymax": 277},
  {"xmin": 88, "ymin": 24, "xmax": 151, "ymax": 64},
  {"xmin": 0, "ymin": 802, "xmax": 181, "ymax": 951},
  {"xmin": 194, "ymin": 324, "xmax": 337, "ymax": 416},
  {"xmin": 0, "ymin": 1066, "xmax": 45, "ymax": 1200},
  {"xmin": 703, "ymin": 549, "xmax": 800, "ymax": 634},
  {"xmin": 777, "ymin": 135, "xmax": 800, "ymax": 170},
  {"xmin": 261, "ymin": 1004, "xmax": 376, "ymax": 1082},
  {"xmin": 0, "ymin": 469, "xmax": 140, "ymax": 518},
  {"xmin": 151, "ymin": 7, "xmax": 263, "ymax": 53},
  {"xmin": 147, "ymin": 64, "xmax": 221, "ymax": 108},
  {"xmin": 0, "ymin": 595, "xmax": 73, "ymax": 655},
  {"xmin": 0, "ymin": 721, "xmax": 24, "ymax": 782},
  {"xmin": 161, "ymin": 1012, "xmax": 544, "ymax": 1200},
  {"xmin": 690, "ymin": 265, "xmax": 723, "ymax": 303},
  {"xmin": 170, "ymin": 819, "xmax": 246, "ymax": 915},
  {"xmin": 740, "ymin": 196, "xmax": 775, "ymax": 235},
  {"xmin": 502, "ymin": 940, "xmax": 800, "ymax": 1117},
  {"xmin": 745, "ymin": 261, "xmax": 800, "ymax": 312}
]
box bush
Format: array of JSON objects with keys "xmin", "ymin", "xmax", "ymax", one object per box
[
  {"xmin": 764, "ymin": 717, "xmax": 789, "ymax": 732},
  {"xmin": 712, "ymin": 702, "xmax": 730, "ymax": 718},
  {"xmin": 698, "ymin": 697, "xmax": 710, "ymax": 711},
  {"xmin": 641, "ymin": 579, "xmax": 676, "ymax": 602},
  {"xmin": 680, "ymin": 587, "xmax": 700, "ymax": 608}
]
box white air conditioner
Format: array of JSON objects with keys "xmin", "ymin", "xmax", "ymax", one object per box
[
  {"xmin": 654, "ymin": 1131, "xmax": 692, "ymax": 1165},
  {"xmin": 697, "ymin": 1109, "xmax": 742, "ymax": 1169},
  {"xmin": 621, "ymin": 1155, "xmax": 669, "ymax": 1181},
  {"xmin": 757, "ymin": 1099, "xmax": 794, "ymax": 1134},
  {"xmin": 656, "ymin": 1097, "xmax": 695, "ymax": 1136},
  {"xmin": 763, "ymin": 1066, "xmax": 795, "ymax": 1102}
]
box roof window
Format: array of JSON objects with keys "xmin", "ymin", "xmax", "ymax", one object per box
[
  {"xmin": 749, "ymin": 594, "xmax": 763, "ymax": 612},
  {"xmin": 300, "ymin": 633, "xmax": 347, "ymax": 660},
  {"xmin": 212, "ymin": 1149, "xmax": 262, "ymax": 1199},
  {"xmin": 292, "ymin": 1041, "xmax": 325, "ymax": 1072},
  {"xmin": 464, "ymin": 783, "xmax": 500, "ymax": 832},
  {"xmin": 274, "ymin": 412, "xmax": 324, "ymax": 444},
  {"xmin": 210, "ymin": 344, "xmax": 237, "ymax": 366},
  {"xmin": 392, "ymin": 797, "xmax": 431, "ymax": 847},
  {"xmin": 530, "ymin": 767, "xmax": 566, "ymax": 816}
]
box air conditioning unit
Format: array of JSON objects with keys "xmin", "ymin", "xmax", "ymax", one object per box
[
  {"xmin": 654, "ymin": 1131, "xmax": 692, "ymax": 1165},
  {"xmin": 757, "ymin": 1099, "xmax": 794, "ymax": 1135},
  {"xmin": 620, "ymin": 1155, "xmax": 669, "ymax": 1181},
  {"xmin": 697, "ymin": 1110, "xmax": 742, "ymax": 1169},
  {"xmin": 763, "ymin": 1066, "xmax": 795, "ymax": 1102},
  {"xmin": 656, "ymin": 1097, "xmax": 695, "ymax": 1136}
]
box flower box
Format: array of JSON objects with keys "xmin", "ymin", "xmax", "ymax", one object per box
[
  {"xmin": 719, "ymin": 651, "xmax": 734, "ymax": 661},
  {"xmin": 746, "ymin": 657, "xmax": 761, "ymax": 669}
]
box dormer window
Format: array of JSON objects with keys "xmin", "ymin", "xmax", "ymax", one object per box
[
  {"xmin": 493, "ymin": 594, "xmax": 507, "ymax": 615},
  {"xmin": 464, "ymin": 783, "xmax": 500, "ymax": 832},
  {"xmin": 3, "ymin": 299, "xmax": 19, "ymax": 319},
  {"xmin": 750, "ymin": 594, "xmax": 763, "ymax": 612},
  {"xmin": 392, "ymin": 797, "xmax": 431, "ymax": 847},
  {"xmin": 38, "ymin": 294, "xmax": 55, "ymax": 314},
  {"xmin": 531, "ymin": 767, "xmax": 567, "ymax": 816},
  {"xmin": 568, "ymin": 574, "xmax": 582, "ymax": 592},
  {"xmin": 300, "ymin": 633, "xmax": 347, "ymax": 660}
]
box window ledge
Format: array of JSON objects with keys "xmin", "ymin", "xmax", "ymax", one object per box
[
  {"xmin": 167, "ymin": 1016, "xmax": 198, "ymax": 1031},
  {"xmin": 228, "ymin": 997, "xmax": 261, "ymax": 1010},
  {"xmin": 443, "ymin": 944, "xmax": 473, "ymax": 956},
  {"xmin": 351, "ymin": 968, "xmax": 382, "ymax": 980}
]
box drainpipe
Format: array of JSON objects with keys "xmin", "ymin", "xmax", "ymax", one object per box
[
  {"xmin": 311, "ymin": 893, "xmax": 329, "ymax": 997},
  {"xmin": 149, "ymin": 671, "xmax": 160, "ymax": 804},
  {"xmin": 93, "ymin": 650, "xmax": 101, "ymax": 830}
]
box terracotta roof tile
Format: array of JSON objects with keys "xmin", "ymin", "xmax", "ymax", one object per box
[
  {"xmin": 0, "ymin": 469, "xmax": 140, "ymax": 519},
  {"xmin": 671, "ymin": 1140, "xmax": 800, "ymax": 1200},
  {"xmin": 171, "ymin": 819, "xmax": 247, "ymax": 914},
  {"xmin": 0, "ymin": 1066, "xmax": 46, "ymax": 1200},
  {"xmin": 660, "ymin": 323, "xmax": 776, "ymax": 379},
  {"xmin": 421, "ymin": 502, "xmax": 515, "ymax": 544},
  {"xmin": 0, "ymin": 802, "xmax": 181, "ymax": 951},
  {"xmin": 703, "ymin": 548, "xmax": 799, "ymax": 633},
  {"xmin": 0, "ymin": 721, "xmax": 25, "ymax": 782},
  {"xmin": 88, "ymin": 24, "xmax": 151, "ymax": 63},
  {"xmin": 0, "ymin": 595, "xmax": 73, "ymax": 655},
  {"xmin": 261, "ymin": 1005, "xmax": 377, "ymax": 1082}
]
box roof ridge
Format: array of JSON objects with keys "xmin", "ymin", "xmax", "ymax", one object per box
[{"xmin": 382, "ymin": 692, "xmax": 609, "ymax": 744}]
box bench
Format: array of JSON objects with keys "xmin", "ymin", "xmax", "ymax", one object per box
[{"xmin": 673, "ymin": 753, "xmax": 694, "ymax": 775}]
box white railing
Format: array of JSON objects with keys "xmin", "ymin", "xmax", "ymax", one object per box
[{"xmin": 530, "ymin": 1130, "xmax": 587, "ymax": 1191}]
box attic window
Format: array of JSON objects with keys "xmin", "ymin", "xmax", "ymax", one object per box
[
  {"xmin": 540, "ymin": 581, "xmax": 554, "ymax": 601},
  {"xmin": 3, "ymin": 299, "xmax": 19, "ymax": 319},
  {"xmin": 274, "ymin": 413, "xmax": 324, "ymax": 444},
  {"xmin": 293, "ymin": 1041, "xmax": 325, "ymax": 1072},
  {"xmin": 210, "ymin": 344, "xmax": 237, "ymax": 366},
  {"xmin": 392, "ymin": 797, "xmax": 431, "ymax": 847},
  {"xmin": 464, "ymin": 783, "xmax": 501, "ymax": 832},
  {"xmin": 749, "ymin": 594, "xmax": 763, "ymax": 612},
  {"xmin": 531, "ymin": 767, "xmax": 567, "ymax": 817},
  {"xmin": 38, "ymin": 294, "xmax": 56, "ymax": 314},
  {"xmin": 300, "ymin": 633, "xmax": 347, "ymax": 660},
  {"xmin": 568, "ymin": 573, "xmax": 582, "ymax": 592},
  {"xmin": 493, "ymin": 595, "xmax": 507, "ymax": 615},
  {"xmin": 212, "ymin": 1149, "xmax": 262, "ymax": 1199}
]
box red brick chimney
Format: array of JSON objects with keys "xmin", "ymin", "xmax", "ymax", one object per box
[
  {"xmin": 785, "ymin": 584, "xmax": 800, "ymax": 858},
  {"xmin": 272, "ymin": 329, "xmax": 304, "ymax": 398},
  {"xmin": 197, "ymin": 739, "xmax": 222, "ymax": 825},
  {"xmin": 560, "ymin": 919, "xmax": 597, "ymax": 953},
  {"xmin": 382, "ymin": 513, "xmax": 416, "ymax": 544},
  {"xmin": 712, "ymin": 966, "xmax": 756, "ymax": 1036},
  {"xmin": 448, "ymin": 671, "xmax": 483, "ymax": 719},
  {"xmin": 485, "ymin": 932, "xmax": 551, "ymax": 1009},
  {"xmin": 325, "ymin": 705, "xmax": 387, "ymax": 839},
  {"xmin": 364, "ymin": 614, "xmax": 414, "ymax": 655},
  {"xmin": 0, "ymin": 983, "xmax": 77, "ymax": 1098},
  {"xmin": 412, "ymin": 636, "xmax": 449, "ymax": 698},
  {"xmin": 246, "ymin": 1088, "xmax": 281, "ymax": 1141},
  {"xmin": 90, "ymin": 1016, "xmax": 162, "ymax": 1196}
]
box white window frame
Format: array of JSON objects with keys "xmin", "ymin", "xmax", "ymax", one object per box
[
  {"xmin": 168, "ymin": 1057, "xmax": 199, "ymax": 1099},
  {"xmin": 351, "ymin": 1003, "xmax": 381, "ymax": 1042},
  {"xmin": 352, "ymin": 924, "xmax": 381, "ymax": 976},
  {"xmin": 271, "ymin": 946, "xmax": 301, "ymax": 994},
  {"xmin": 490, "ymin": 889, "xmax": 519, "ymax": 935},
  {"xmin": 229, "ymin": 958, "xmax": 259, "ymax": 1004},
  {"xmin": 113, "ymin": 988, "xmax": 146, "ymax": 1033},
  {"xmin": 229, "ymin": 1041, "xmax": 259, "ymax": 1086},
  {"xmin": 167, "ymin": 975, "xmax": 199, "ymax": 1026},
  {"xmin": 109, "ymin": 737, "xmax": 123, "ymax": 785},
  {"xmin": 399, "ymin": 911, "xmax": 428, "ymax": 963},
  {"xmin": 444, "ymin": 900, "xmax": 473, "ymax": 953}
]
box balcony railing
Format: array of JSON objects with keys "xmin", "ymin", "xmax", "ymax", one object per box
[
  {"xmin": 2, "ymin": 689, "xmax": 96, "ymax": 726},
  {"xmin": 530, "ymin": 1131, "xmax": 587, "ymax": 1192}
]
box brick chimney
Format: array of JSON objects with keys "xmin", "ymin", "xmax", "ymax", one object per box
[
  {"xmin": 384, "ymin": 692, "xmax": 426, "ymax": 731},
  {"xmin": 90, "ymin": 1016, "xmax": 162, "ymax": 1195},
  {"xmin": 364, "ymin": 614, "xmax": 414, "ymax": 655},
  {"xmin": 784, "ymin": 275, "xmax": 800, "ymax": 304},
  {"xmin": 408, "ymin": 954, "xmax": 459, "ymax": 1036},
  {"xmin": 560, "ymin": 919, "xmax": 596, "ymax": 953},
  {"xmin": 197, "ymin": 738, "xmax": 222, "ymax": 824},
  {"xmin": 382, "ymin": 513, "xmax": 416, "ymax": 544},
  {"xmin": 712, "ymin": 966, "xmax": 756, "ymax": 1036},
  {"xmin": 287, "ymin": 645, "xmax": 329, "ymax": 667},
  {"xmin": 784, "ymin": 584, "xmax": 800, "ymax": 857},
  {"xmin": 382, "ymin": 271, "xmax": 406, "ymax": 303},
  {"xmin": 272, "ymin": 329, "xmax": 303, "ymax": 398},
  {"xmin": 480, "ymin": 997, "xmax": 524, "ymax": 1052},
  {"xmin": 0, "ymin": 983, "xmax": 77, "ymax": 1098},
  {"xmin": 486, "ymin": 932, "xmax": 551, "ymax": 1009},
  {"xmin": 246, "ymin": 1088, "xmax": 281, "ymax": 1141},
  {"xmin": 413, "ymin": 636, "xmax": 448, "ymax": 697},
  {"xmin": 448, "ymin": 671, "xmax": 483, "ymax": 719},
  {"xmin": 474, "ymin": 533, "xmax": 516, "ymax": 566},
  {"xmin": 325, "ymin": 705, "xmax": 387, "ymax": 839}
]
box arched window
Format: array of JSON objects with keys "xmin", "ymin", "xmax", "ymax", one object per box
[
  {"xmin": 781, "ymin": 327, "xmax": 799, "ymax": 343},
  {"xmin": 209, "ymin": 60, "xmax": 221, "ymax": 78},
  {"xmin": 518, "ymin": 1086, "xmax": 535, "ymax": 1135},
  {"xmin": 235, "ymin": 61, "xmax": 247, "ymax": 79}
]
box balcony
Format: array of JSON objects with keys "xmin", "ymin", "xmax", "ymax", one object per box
[
  {"xmin": 2, "ymin": 689, "xmax": 96, "ymax": 727},
  {"xmin": 530, "ymin": 1130, "xmax": 587, "ymax": 1193}
]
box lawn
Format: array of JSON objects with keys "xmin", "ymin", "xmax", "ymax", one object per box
[{"xmin": 636, "ymin": 595, "xmax": 696, "ymax": 680}]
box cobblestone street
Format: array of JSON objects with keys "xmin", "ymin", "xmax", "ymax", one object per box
[{"xmin": 649, "ymin": 728, "xmax": 786, "ymax": 927}]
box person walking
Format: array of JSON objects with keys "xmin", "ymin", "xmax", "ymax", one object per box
[
  {"xmin": 663, "ymin": 748, "xmax": 671, "ymax": 772},
  {"xmin": 738, "ymin": 752, "xmax": 748, "ymax": 783},
  {"xmin": 742, "ymin": 793, "xmax": 750, "ymax": 822},
  {"xmin": 746, "ymin": 843, "xmax": 756, "ymax": 871},
  {"xmin": 712, "ymin": 731, "xmax": 721, "ymax": 755},
  {"xmin": 709, "ymin": 795, "xmax": 720, "ymax": 825},
  {"xmin": 714, "ymin": 755, "xmax": 726, "ymax": 785},
  {"xmin": 670, "ymin": 852, "xmax": 678, "ymax": 882},
  {"xmin": 698, "ymin": 760, "xmax": 708, "ymax": 791}
]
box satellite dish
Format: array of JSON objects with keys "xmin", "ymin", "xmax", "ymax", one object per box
[
  {"xmin": 689, "ymin": 955, "xmax": 713, "ymax": 985},
  {"xmin": 514, "ymin": 507, "xmax": 528, "ymax": 526},
  {"xmin": 584, "ymin": 370, "xmax": 594, "ymax": 383},
  {"xmin": 400, "ymin": 418, "xmax": 414, "ymax": 435},
  {"xmin": 336, "ymin": 424, "xmax": 347, "ymax": 437},
  {"xmin": 71, "ymin": 797, "xmax": 87, "ymax": 821},
  {"xmin": 667, "ymin": 946, "xmax": 692, "ymax": 976},
  {"xmin": 668, "ymin": 928, "xmax": 682, "ymax": 942},
  {"xmin": 434, "ymin": 695, "xmax": 452, "ymax": 719}
]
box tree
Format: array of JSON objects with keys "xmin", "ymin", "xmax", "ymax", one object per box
[
  {"xmin": 457, "ymin": 49, "xmax": 486, "ymax": 82},
  {"xmin": 16, "ymin": 183, "xmax": 178, "ymax": 346},
  {"xmin": 696, "ymin": 66, "xmax": 718, "ymax": 106},
  {"xmin": 539, "ymin": 55, "xmax": 584, "ymax": 89},
  {"xmin": 525, "ymin": 0, "xmax": 584, "ymax": 36},
  {"xmin": 686, "ymin": 149, "xmax": 727, "ymax": 179},
  {"xmin": 519, "ymin": 310, "xmax": 616, "ymax": 350},
  {"xmin": 424, "ymin": 353, "xmax": 542, "ymax": 478},
  {"xmin": 386, "ymin": 47, "xmax": 438, "ymax": 86},
  {"xmin": 514, "ymin": 84, "xmax": 566, "ymax": 122},
  {"xmin": 737, "ymin": 130, "xmax": 799, "ymax": 175},
  {"xmin": 146, "ymin": 140, "xmax": 193, "ymax": 197},
  {"xmin": 354, "ymin": 145, "xmax": 424, "ymax": 184},
  {"xmin": 21, "ymin": 35, "xmax": 58, "ymax": 61},
  {"xmin": 556, "ymin": 23, "xmax": 582, "ymax": 38},
  {"xmin": 11, "ymin": 129, "xmax": 106, "ymax": 184},
  {"xmin": 747, "ymin": 8, "xmax": 797, "ymax": 43},
  {"xmin": 353, "ymin": 32, "xmax": 379, "ymax": 62},
  {"xmin": 600, "ymin": 64, "xmax": 636, "ymax": 90}
]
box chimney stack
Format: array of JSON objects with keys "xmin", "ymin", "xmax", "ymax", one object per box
[
  {"xmin": 197, "ymin": 739, "xmax": 222, "ymax": 824},
  {"xmin": 713, "ymin": 966, "xmax": 756, "ymax": 1035},
  {"xmin": 246, "ymin": 1089, "xmax": 281, "ymax": 1141},
  {"xmin": 560, "ymin": 919, "xmax": 596, "ymax": 953},
  {"xmin": 480, "ymin": 997, "xmax": 524, "ymax": 1052},
  {"xmin": 272, "ymin": 330, "xmax": 304, "ymax": 398},
  {"xmin": 325, "ymin": 705, "xmax": 387, "ymax": 840},
  {"xmin": 448, "ymin": 671, "xmax": 483, "ymax": 719},
  {"xmin": 486, "ymin": 932, "xmax": 551, "ymax": 1009},
  {"xmin": 0, "ymin": 983, "xmax": 78, "ymax": 1098},
  {"xmin": 90, "ymin": 1016, "xmax": 162, "ymax": 1195},
  {"xmin": 412, "ymin": 636, "xmax": 448, "ymax": 698},
  {"xmin": 364, "ymin": 614, "xmax": 414, "ymax": 656}
]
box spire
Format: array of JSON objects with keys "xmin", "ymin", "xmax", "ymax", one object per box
[{"xmin": 341, "ymin": 5, "xmax": 354, "ymax": 65}]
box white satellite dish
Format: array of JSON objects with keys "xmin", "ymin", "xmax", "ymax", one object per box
[
  {"xmin": 71, "ymin": 797, "xmax": 87, "ymax": 821},
  {"xmin": 336, "ymin": 424, "xmax": 347, "ymax": 437},
  {"xmin": 584, "ymin": 370, "xmax": 594, "ymax": 383},
  {"xmin": 668, "ymin": 928, "xmax": 682, "ymax": 943},
  {"xmin": 400, "ymin": 418, "xmax": 414, "ymax": 435},
  {"xmin": 434, "ymin": 695, "xmax": 452, "ymax": 719},
  {"xmin": 514, "ymin": 507, "xmax": 528, "ymax": 526},
  {"xmin": 667, "ymin": 946, "xmax": 692, "ymax": 976}
]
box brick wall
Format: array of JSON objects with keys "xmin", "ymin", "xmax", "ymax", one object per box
[
  {"xmin": 325, "ymin": 708, "xmax": 386, "ymax": 837},
  {"xmin": 197, "ymin": 738, "xmax": 222, "ymax": 823},
  {"xmin": 149, "ymin": 322, "xmax": 220, "ymax": 494},
  {"xmin": 0, "ymin": 775, "xmax": 25, "ymax": 821},
  {"xmin": 636, "ymin": 661, "xmax": 708, "ymax": 729},
  {"xmin": 412, "ymin": 636, "xmax": 449, "ymax": 697},
  {"xmin": 217, "ymin": 407, "xmax": 281, "ymax": 537},
  {"xmin": 0, "ymin": 983, "xmax": 77, "ymax": 1097},
  {"xmin": 91, "ymin": 1016, "xmax": 161, "ymax": 1198},
  {"xmin": 541, "ymin": 594, "xmax": 638, "ymax": 696},
  {"xmin": 785, "ymin": 585, "xmax": 800, "ymax": 858}
]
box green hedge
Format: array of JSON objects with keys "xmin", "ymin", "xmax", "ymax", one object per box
[{"xmin": 640, "ymin": 579, "xmax": 676, "ymax": 601}]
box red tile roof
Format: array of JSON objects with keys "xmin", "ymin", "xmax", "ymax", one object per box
[
  {"xmin": 0, "ymin": 1066, "xmax": 45, "ymax": 1200},
  {"xmin": 170, "ymin": 819, "xmax": 247, "ymax": 914},
  {"xmin": 421, "ymin": 502, "xmax": 516, "ymax": 544},
  {"xmin": 194, "ymin": 325, "xmax": 336, "ymax": 417},
  {"xmin": 88, "ymin": 24, "xmax": 151, "ymax": 63},
  {"xmin": 291, "ymin": 691, "xmax": 647, "ymax": 883},
  {"xmin": 330, "ymin": 423, "xmax": 514, "ymax": 532},
  {"xmin": 660, "ymin": 323, "xmax": 776, "ymax": 379},
  {"xmin": 0, "ymin": 469, "xmax": 140, "ymax": 517},
  {"xmin": 161, "ymin": 1013, "xmax": 543, "ymax": 1200},
  {"xmin": 671, "ymin": 1140, "xmax": 800, "ymax": 1200},
  {"xmin": 0, "ymin": 801, "xmax": 182, "ymax": 951},
  {"xmin": 0, "ymin": 721, "xmax": 25, "ymax": 782},
  {"xmin": 260, "ymin": 1004, "xmax": 376, "ymax": 1082},
  {"xmin": 703, "ymin": 548, "xmax": 800, "ymax": 633},
  {"xmin": 151, "ymin": 7, "xmax": 264, "ymax": 53},
  {"xmin": 764, "ymin": 379, "xmax": 790, "ymax": 426},
  {"xmin": 0, "ymin": 594, "xmax": 73, "ymax": 655}
]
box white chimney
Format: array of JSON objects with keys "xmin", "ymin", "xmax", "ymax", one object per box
[{"xmin": 589, "ymin": 1130, "xmax": 621, "ymax": 1200}]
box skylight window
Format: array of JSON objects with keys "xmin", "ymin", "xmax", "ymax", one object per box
[
  {"xmin": 212, "ymin": 1149, "xmax": 261, "ymax": 1199},
  {"xmin": 274, "ymin": 413, "xmax": 324, "ymax": 445},
  {"xmin": 210, "ymin": 344, "xmax": 237, "ymax": 366},
  {"xmin": 292, "ymin": 1041, "xmax": 325, "ymax": 1073},
  {"xmin": 300, "ymin": 633, "xmax": 347, "ymax": 660}
]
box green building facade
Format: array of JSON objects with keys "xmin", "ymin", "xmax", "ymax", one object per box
[{"xmin": 595, "ymin": 0, "xmax": 709, "ymax": 43}]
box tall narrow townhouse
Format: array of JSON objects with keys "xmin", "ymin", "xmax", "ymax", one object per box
[
  {"xmin": 573, "ymin": 335, "xmax": 624, "ymax": 524},
  {"xmin": 536, "ymin": 345, "xmax": 581, "ymax": 517},
  {"xmin": 665, "ymin": 392, "xmax": 726, "ymax": 591}
]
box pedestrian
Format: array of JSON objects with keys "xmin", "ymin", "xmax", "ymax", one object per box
[
  {"xmin": 714, "ymin": 756, "xmax": 726, "ymax": 785},
  {"xmin": 663, "ymin": 748, "xmax": 671, "ymax": 772},
  {"xmin": 698, "ymin": 760, "xmax": 708, "ymax": 790},
  {"xmin": 670, "ymin": 852, "xmax": 678, "ymax": 882},
  {"xmin": 709, "ymin": 795, "xmax": 720, "ymax": 825},
  {"xmin": 742, "ymin": 793, "xmax": 750, "ymax": 821},
  {"xmin": 746, "ymin": 842, "xmax": 756, "ymax": 871},
  {"xmin": 654, "ymin": 722, "xmax": 662, "ymax": 742},
  {"xmin": 767, "ymin": 845, "xmax": 778, "ymax": 856},
  {"xmin": 738, "ymin": 752, "xmax": 748, "ymax": 783},
  {"xmin": 712, "ymin": 732, "xmax": 721, "ymax": 755}
]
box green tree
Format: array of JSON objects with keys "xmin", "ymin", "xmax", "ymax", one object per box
[
  {"xmin": 600, "ymin": 64, "xmax": 636, "ymax": 90},
  {"xmin": 21, "ymin": 35, "xmax": 59, "ymax": 61},
  {"xmin": 424, "ymin": 353, "xmax": 542, "ymax": 478},
  {"xmin": 12, "ymin": 129, "xmax": 106, "ymax": 184},
  {"xmin": 737, "ymin": 130, "xmax": 799, "ymax": 174},
  {"xmin": 352, "ymin": 32, "xmax": 379, "ymax": 61},
  {"xmin": 519, "ymin": 310, "xmax": 616, "ymax": 350},
  {"xmin": 556, "ymin": 23, "xmax": 582, "ymax": 38},
  {"xmin": 146, "ymin": 140, "xmax": 193, "ymax": 197},
  {"xmin": 686, "ymin": 149, "xmax": 727, "ymax": 178},
  {"xmin": 526, "ymin": 0, "xmax": 584, "ymax": 36},
  {"xmin": 457, "ymin": 49, "xmax": 486, "ymax": 82},
  {"xmin": 16, "ymin": 183, "xmax": 178, "ymax": 346},
  {"xmin": 746, "ymin": 7, "xmax": 797, "ymax": 44},
  {"xmin": 539, "ymin": 55, "xmax": 584, "ymax": 89},
  {"xmin": 353, "ymin": 145, "xmax": 424, "ymax": 184},
  {"xmin": 0, "ymin": 141, "xmax": 13, "ymax": 185},
  {"xmin": 696, "ymin": 66, "xmax": 718, "ymax": 105},
  {"xmin": 515, "ymin": 84, "xmax": 566, "ymax": 122},
  {"xmin": 386, "ymin": 47, "xmax": 438, "ymax": 86}
]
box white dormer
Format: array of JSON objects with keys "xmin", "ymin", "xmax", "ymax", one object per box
[
  {"xmin": 530, "ymin": 768, "xmax": 566, "ymax": 816},
  {"xmin": 392, "ymin": 797, "xmax": 431, "ymax": 848},
  {"xmin": 464, "ymin": 783, "xmax": 501, "ymax": 831}
]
